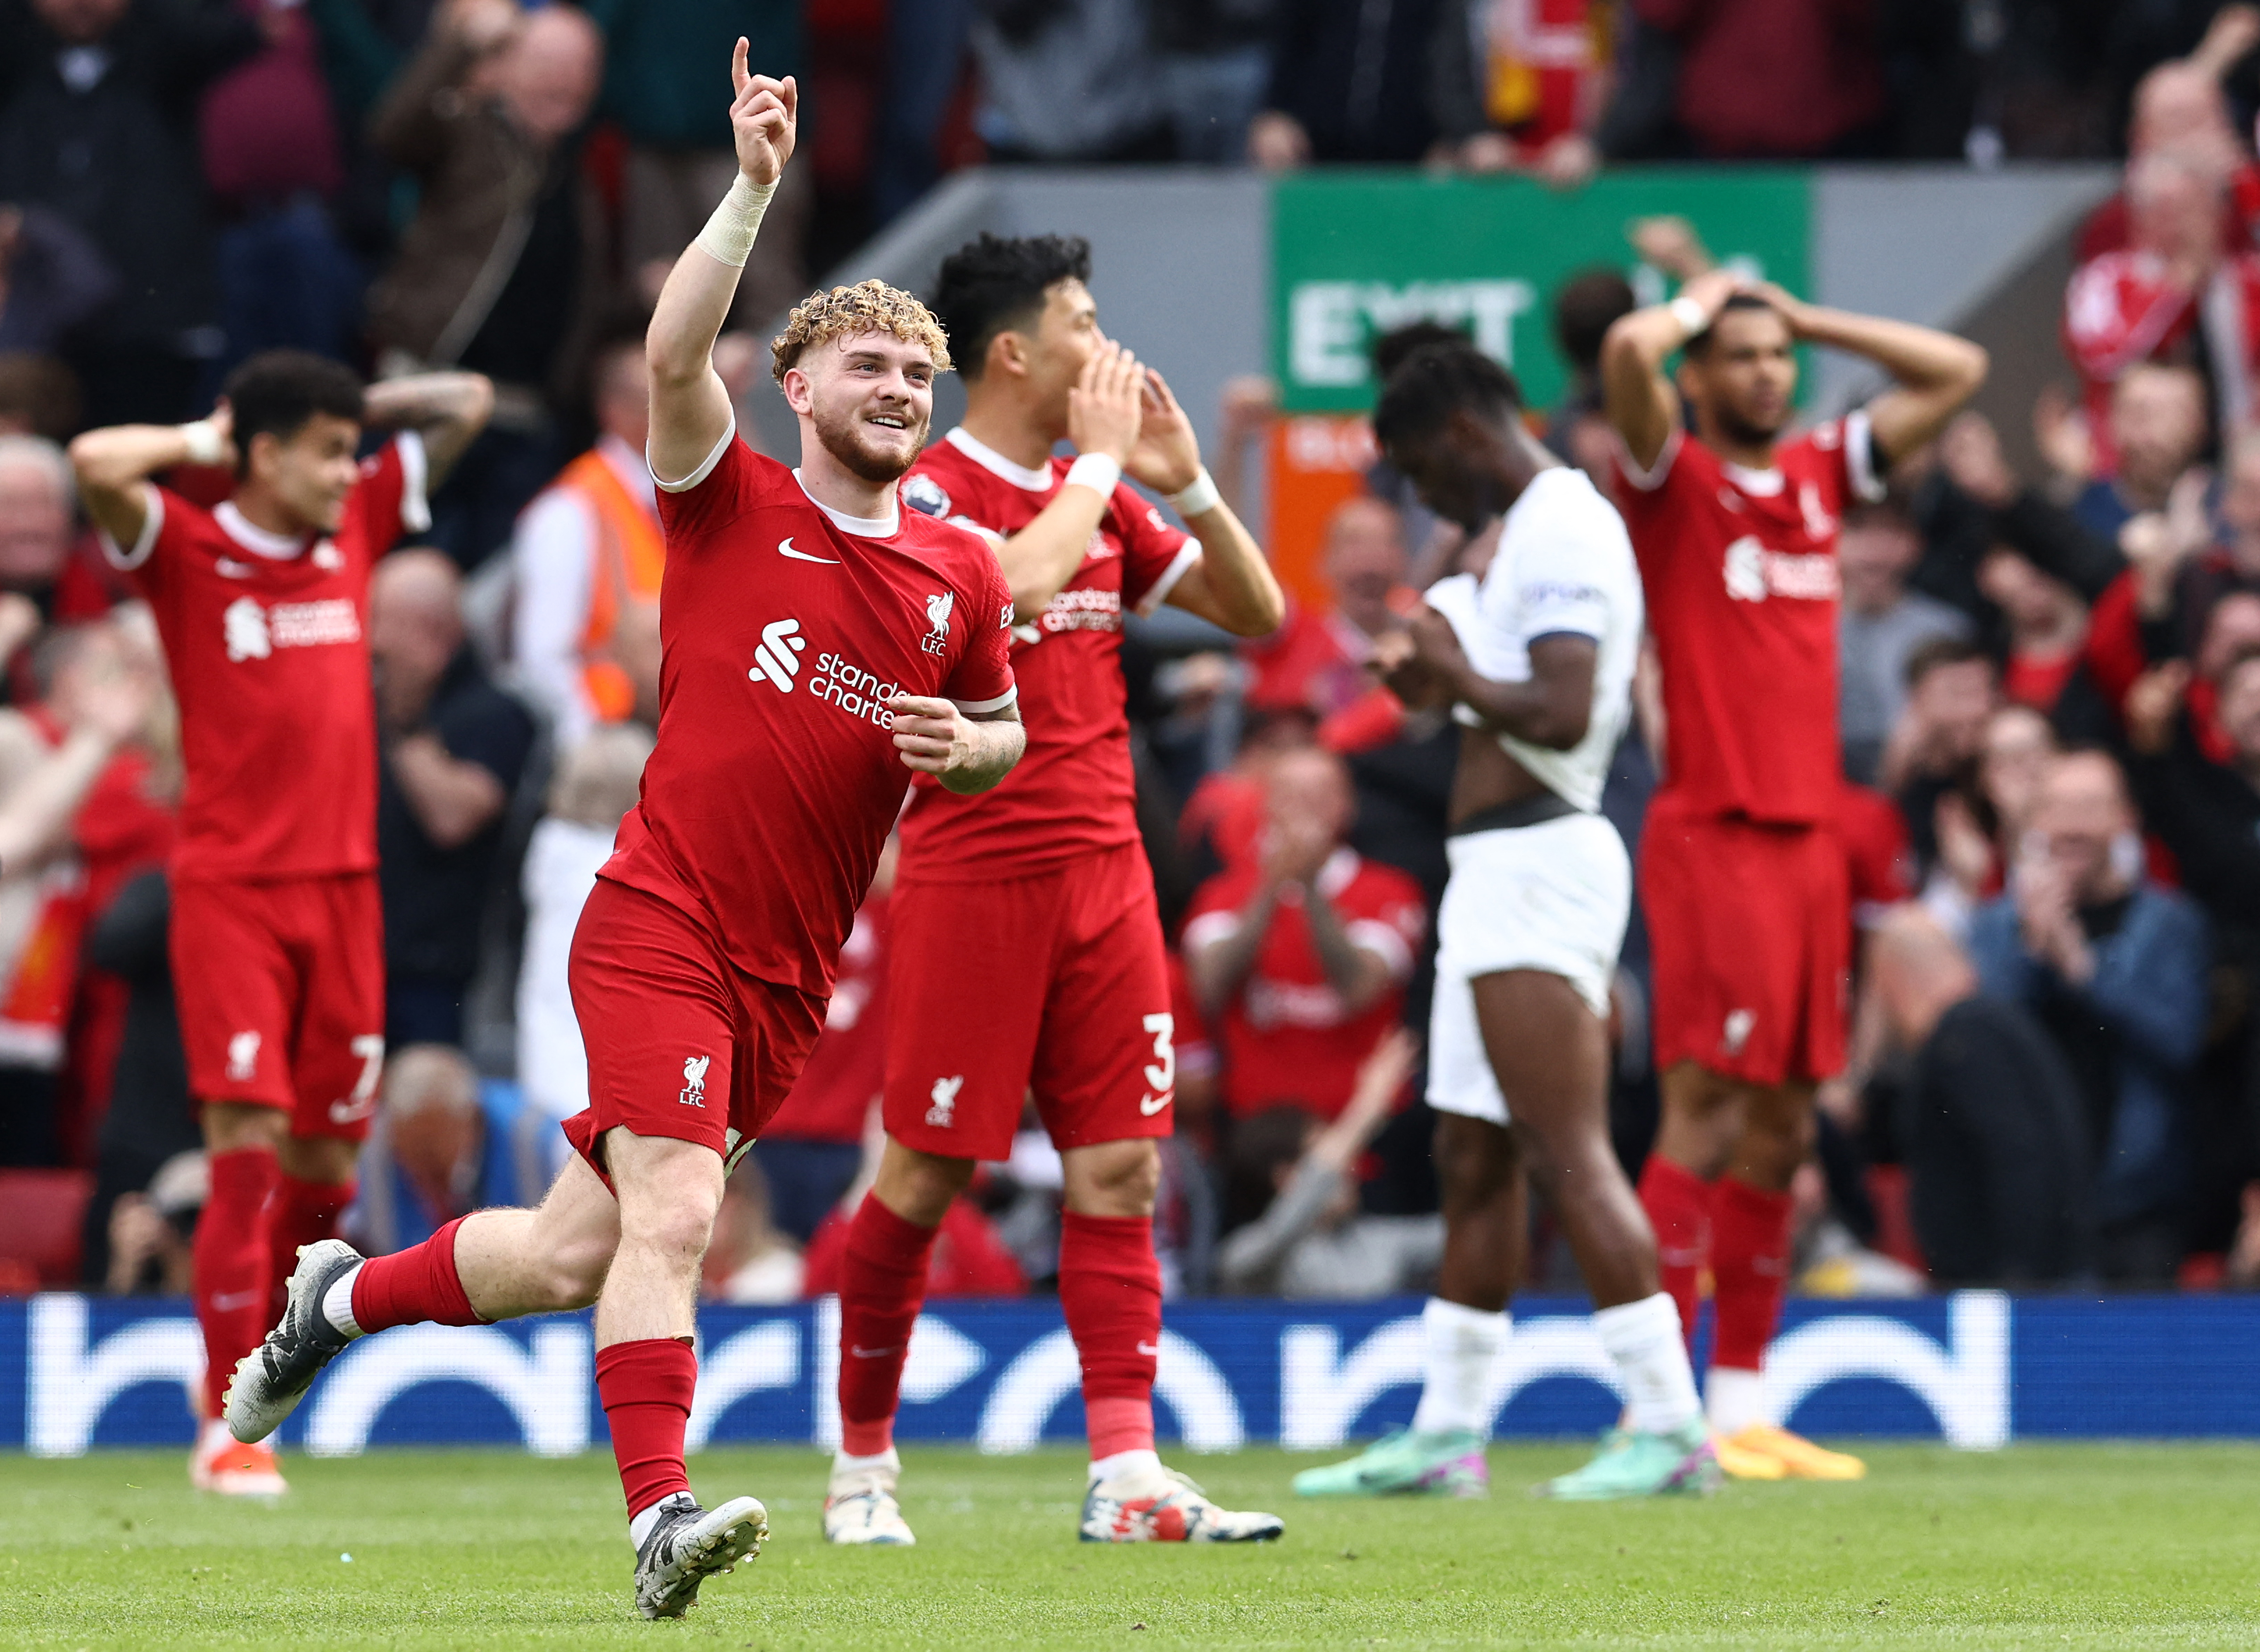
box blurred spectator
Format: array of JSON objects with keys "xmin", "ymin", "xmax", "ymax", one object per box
[
  {"xmin": 368, "ymin": 0, "xmax": 608, "ymax": 566},
  {"xmin": 357, "ymin": 1041, "xmax": 487, "ymax": 1252},
  {"xmin": 509, "ymin": 333, "xmax": 660, "ymax": 750},
  {"xmin": 0, "ymin": 352, "xmax": 83, "ymax": 441},
  {"xmin": 1151, "ymin": 0, "xmax": 1275, "ymax": 164},
  {"xmin": 1624, "ymin": 0, "xmax": 1887, "ymax": 159},
  {"xmin": 1545, "ymin": 268, "xmax": 1637, "ymax": 482},
  {"xmin": 102, "ymin": 1146, "xmax": 202, "ymax": 1294},
  {"xmin": 2068, "ymin": 365, "xmax": 2209, "ymax": 544},
  {"xmin": 703, "ymin": 1156, "xmax": 804, "ymax": 1302},
  {"xmin": 1977, "ymin": 547, "xmax": 2091, "ymax": 716},
  {"xmin": 77, "ymin": 868, "xmax": 194, "ymax": 1286},
  {"xmin": 586, "ymin": 0, "xmax": 808, "ymax": 324},
  {"xmin": 2125, "ymin": 650, "xmax": 2260, "ymax": 954},
  {"xmin": 0, "ymin": 202, "xmax": 118, "ymax": 353},
  {"xmin": 2063, "ymin": 159, "xmax": 2260, "ymax": 466},
  {"xmin": 752, "ymin": 839, "xmax": 892, "ymax": 1243},
  {"xmin": 1214, "ymin": 1027, "xmax": 1436, "ymax": 1296},
  {"xmin": 1879, "ymin": 635, "xmax": 1997, "ymax": 871},
  {"xmin": 516, "ymin": 719, "xmax": 647, "ymax": 1132},
  {"xmin": 0, "ymin": 0, "xmax": 263, "ymax": 425},
  {"xmin": 1183, "ymin": 746, "xmax": 1425, "ymax": 1121},
  {"xmin": 0, "ymin": 433, "xmax": 136, "ymax": 624},
  {"xmin": 1431, "ymin": 0, "xmax": 1606, "ymax": 185},
  {"xmin": 1839, "ymin": 500, "xmax": 1972, "ymax": 786},
  {"xmin": 1923, "ymin": 704, "xmax": 2057, "ymax": 936},
  {"xmin": 371, "ymin": 547, "xmax": 536, "ymax": 1049},
  {"xmin": 199, "ymin": 0, "xmax": 362, "ymax": 381},
  {"xmin": 0, "ymin": 618, "xmax": 156, "ymax": 1165},
  {"xmin": 970, "ymin": 0, "xmax": 1171, "ymax": 163},
  {"xmin": 1968, "ymin": 749, "xmax": 2210, "ymax": 1283},
  {"xmin": 1867, "ymin": 909, "xmax": 2092, "ymax": 1285},
  {"xmin": 1241, "ymin": 495, "xmax": 1408, "ymax": 719},
  {"xmin": 1248, "ymin": 0, "xmax": 1445, "ymax": 169},
  {"xmin": 2075, "ymin": 14, "xmax": 2260, "ymax": 263}
]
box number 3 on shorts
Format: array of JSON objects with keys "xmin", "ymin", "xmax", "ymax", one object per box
[{"xmin": 1140, "ymin": 1012, "xmax": 1174, "ymax": 1112}]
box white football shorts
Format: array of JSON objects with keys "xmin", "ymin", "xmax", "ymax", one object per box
[{"xmin": 1426, "ymin": 810, "xmax": 1632, "ymax": 1126}]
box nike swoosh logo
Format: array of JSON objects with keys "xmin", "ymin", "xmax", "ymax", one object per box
[
  {"xmin": 778, "ymin": 537, "xmax": 839, "ymax": 564},
  {"xmin": 1138, "ymin": 1093, "xmax": 1171, "ymax": 1116},
  {"xmin": 211, "ymin": 1289, "xmax": 263, "ymax": 1313},
  {"xmin": 849, "ymin": 1346, "xmax": 900, "ymax": 1359},
  {"xmin": 216, "ymin": 558, "xmax": 256, "ymax": 579},
  {"xmin": 1136, "ymin": 1342, "xmax": 1162, "ymax": 1357}
]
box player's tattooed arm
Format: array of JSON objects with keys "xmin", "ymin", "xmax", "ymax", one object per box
[
  {"xmin": 67, "ymin": 408, "xmax": 241, "ymax": 549},
  {"xmin": 1407, "ymin": 604, "xmax": 1597, "ymax": 751},
  {"xmin": 648, "ymin": 39, "xmax": 796, "ymax": 486},
  {"xmin": 1135, "ymin": 368, "xmax": 1285, "ymax": 638},
  {"xmin": 361, "ymin": 372, "xmax": 496, "ymax": 487},
  {"xmin": 1746, "ymin": 282, "xmax": 1988, "ymax": 466},
  {"xmin": 1599, "ymin": 268, "xmax": 1743, "ymax": 472},
  {"xmin": 886, "ymin": 695, "xmax": 1025, "ymax": 795}
]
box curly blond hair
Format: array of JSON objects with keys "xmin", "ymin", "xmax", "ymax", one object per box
[{"xmin": 770, "ymin": 280, "xmax": 952, "ymax": 382}]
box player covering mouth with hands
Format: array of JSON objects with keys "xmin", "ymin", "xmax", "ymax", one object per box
[
  {"xmin": 825, "ymin": 230, "xmax": 1288, "ymax": 1548},
  {"xmin": 225, "ymin": 45, "xmax": 1026, "ymax": 1619}
]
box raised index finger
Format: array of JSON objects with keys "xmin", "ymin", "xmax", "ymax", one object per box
[{"xmin": 731, "ymin": 36, "xmax": 749, "ymax": 96}]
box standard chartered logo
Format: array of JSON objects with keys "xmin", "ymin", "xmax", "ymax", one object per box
[{"xmin": 746, "ymin": 618, "xmax": 807, "ymax": 691}]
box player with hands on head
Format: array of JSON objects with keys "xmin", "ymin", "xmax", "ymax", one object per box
[
  {"xmin": 1599, "ymin": 259, "xmax": 1986, "ymax": 1482},
  {"xmin": 1294, "ymin": 342, "xmax": 1716, "ymax": 1504},
  {"xmin": 825, "ymin": 230, "xmax": 1284, "ymax": 1550},
  {"xmin": 223, "ymin": 42, "xmax": 1023, "ymax": 1619},
  {"xmin": 69, "ymin": 348, "xmax": 492, "ymax": 1498}
]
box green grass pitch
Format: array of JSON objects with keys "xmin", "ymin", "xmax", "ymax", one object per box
[{"xmin": 5, "ymin": 1443, "xmax": 2258, "ymax": 1648}]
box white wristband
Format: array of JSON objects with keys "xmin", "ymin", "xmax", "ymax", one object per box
[
  {"xmin": 693, "ymin": 173, "xmax": 777, "ymax": 270},
  {"xmin": 1168, "ymin": 465, "xmax": 1221, "ymax": 519},
  {"xmin": 1668, "ymin": 295, "xmax": 1709, "ymax": 340},
  {"xmin": 1063, "ymin": 453, "xmax": 1121, "ymax": 498},
  {"xmin": 178, "ymin": 419, "xmax": 224, "ymax": 467}
]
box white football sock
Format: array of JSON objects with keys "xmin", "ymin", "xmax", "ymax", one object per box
[
  {"xmin": 321, "ymin": 1265, "xmax": 365, "ymax": 1339},
  {"xmin": 1409, "ymin": 1297, "xmax": 1508, "ymax": 1437},
  {"xmin": 1706, "ymin": 1365, "xmax": 1767, "ymax": 1435},
  {"xmin": 1088, "ymin": 1448, "xmax": 1160, "ymax": 1486},
  {"xmin": 627, "ymin": 1497, "xmax": 676, "ymax": 1552},
  {"xmin": 1592, "ymin": 1291, "xmax": 1702, "ymax": 1435},
  {"xmin": 829, "ymin": 1446, "xmax": 899, "ymax": 1487}
]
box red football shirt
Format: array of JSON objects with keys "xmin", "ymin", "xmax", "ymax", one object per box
[
  {"xmin": 600, "ymin": 431, "xmax": 1017, "ymax": 997},
  {"xmin": 1613, "ymin": 416, "xmax": 1883, "ymax": 826},
  {"xmin": 1181, "ymin": 848, "xmax": 1425, "ymax": 1120},
  {"xmin": 762, "ymin": 890, "xmax": 889, "ymax": 1144},
  {"xmin": 892, "ymin": 428, "xmax": 1199, "ymax": 881},
  {"xmin": 103, "ymin": 434, "xmax": 425, "ymax": 882}
]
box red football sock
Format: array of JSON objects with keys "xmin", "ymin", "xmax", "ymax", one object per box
[
  {"xmin": 596, "ymin": 1338, "xmax": 697, "ymax": 1520},
  {"xmin": 835, "ymin": 1196, "xmax": 940, "ymax": 1457},
  {"xmin": 1637, "ymin": 1154, "xmax": 1711, "ymax": 1355},
  {"xmin": 267, "ymin": 1174, "xmax": 355, "ymax": 1319},
  {"xmin": 349, "ymin": 1215, "xmax": 484, "ymax": 1333},
  {"xmin": 193, "ymin": 1147, "xmax": 279, "ymax": 1412},
  {"xmin": 1709, "ymin": 1175, "xmax": 1794, "ymax": 1375},
  {"xmin": 1058, "ymin": 1211, "xmax": 1159, "ymax": 1462}
]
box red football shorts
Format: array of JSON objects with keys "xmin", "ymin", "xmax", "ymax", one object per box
[
  {"xmin": 885, "ymin": 841, "xmax": 1175, "ymax": 1163},
  {"xmin": 561, "ymin": 877, "xmax": 827, "ymax": 1181},
  {"xmin": 169, "ymin": 873, "xmax": 386, "ymax": 1141},
  {"xmin": 1639, "ymin": 796, "xmax": 1850, "ymax": 1088}
]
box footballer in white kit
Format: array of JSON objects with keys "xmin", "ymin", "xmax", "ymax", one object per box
[{"xmin": 1296, "ymin": 342, "xmax": 1718, "ymax": 1503}]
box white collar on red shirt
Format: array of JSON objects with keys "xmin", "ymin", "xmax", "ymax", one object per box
[
  {"xmin": 945, "ymin": 426, "xmax": 1054, "ymax": 492},
  {"xmin": 214, "ymin": 500, "xmax": 310, "ymax": 560},
  {"xmin": 791, "ymin": 469, "xmax": 898, "ymax": 537},
  {"xmin": 1720, "ymin": 461, "xmax": 1785, "ymax": 497}
]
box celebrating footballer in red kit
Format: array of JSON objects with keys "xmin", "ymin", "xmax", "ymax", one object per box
[
  {"xmin": 823, "ymin": 233, "xmax": 1290, "ymax": 1547},
  {"xmin": 71, "ymin": 352, "xmax": 495, "ymax": 1498},
  {"xmin": 219, "ymin": 47, "xmax": 1027, "ymax": 1620},
  {"xmin": 1599, "ymin": 273, "xmax": 1986, "ymax": 1481}
]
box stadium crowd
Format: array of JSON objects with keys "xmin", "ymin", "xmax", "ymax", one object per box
[{"xmin": 2, "ymin": 0, "xmax": 2260, "ymax": 1308}]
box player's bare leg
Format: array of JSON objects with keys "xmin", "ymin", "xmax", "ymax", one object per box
[
  {"xmin": 190, "ymin": 1102, "xmax": 292, "ymax": 1495},
  {"xmin": 834, "ymin": 1134, "xmax": 1280, "ymax": 1543},
  {"xmin": 1644, "ymin": 1063, "xmax": 1860, "ymax": 1479}
]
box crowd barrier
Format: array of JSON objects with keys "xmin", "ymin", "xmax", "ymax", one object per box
[{"xmin": 7, "ymin": 1293, "xmax": 2259, "ymax": 1456}]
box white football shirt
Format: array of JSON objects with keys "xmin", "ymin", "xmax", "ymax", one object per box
[{"xmin": 1424, "ymin": 465, "xmax": 1644, "ymax": 814}]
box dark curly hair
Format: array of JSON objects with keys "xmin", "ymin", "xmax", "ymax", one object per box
[{"xmin": 931, "ymin": 233, "xmax": 1093, "ymax": 381}]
